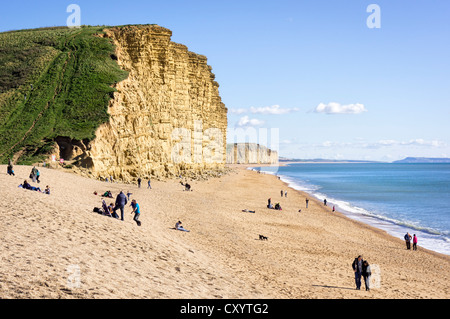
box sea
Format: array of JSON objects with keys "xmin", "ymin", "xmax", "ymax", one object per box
[{"xmin": 252, "ymin": 163, "xmax": 450, "ymax": 256}]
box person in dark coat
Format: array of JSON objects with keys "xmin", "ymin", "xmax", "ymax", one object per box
[
  {"xmin": 113, "ymin": 191, "xmax": 128, "ymax": 221},
  {"xmin": 362, "ymin": 260, "xmax": 372, "ymax": 291},
  {"xmin": 352, "ymin": 255, "xmax": 364, "ymax": 290},
  {"xmin": 404, "ymin": 232, "xmax": 412, "ymax": 250}
]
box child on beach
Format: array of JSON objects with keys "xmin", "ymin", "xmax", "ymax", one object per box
[
  {"xmin": 126, "ymin": 191, "xmax": 132, "ymax": 201},
  {"xmin": 175, "ymin": 221, "xmax": 190, "ymax": 232},
  {"xmin": 130, "ymin": 199, "xmax": 141, "ymax": 226}
]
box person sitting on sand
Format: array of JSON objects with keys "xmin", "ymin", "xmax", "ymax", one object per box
[
  {"xmin": 44, "ymin": 185, "xmax": 50, "ymax": 195},
  {"xmin": 103, "ymin": 191, "xmax": 113, "ymax": 198},
  {"xmin": 181, "ymin": 181, "xmax": 191, "ymax": 191},
  {"xmin": 108, "ymin": 203, "xmax": 114, "ymax": 214},
  {"xmin": 20, "ymin": 180, "xmax": 42, "ymax": 192},
  {"xmin": 175, "ymin": 221, "xmax": 190, "ymax": 232},
  {"xmin": 22, "ymin": 180, "xmax": 31, "ymax": 190}
]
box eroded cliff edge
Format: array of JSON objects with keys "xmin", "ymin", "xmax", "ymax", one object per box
[{"xmin": 81, "ymin": 25, "xmax": 227, "ymax": 181}]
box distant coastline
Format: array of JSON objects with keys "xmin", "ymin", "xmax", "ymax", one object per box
[
  {"xmin": 392, "ymin": 157, "xmax": 450, "ymax": 164},
  {"xmin": 279, "ymin": 157, "xmax": 450, "ymax": 164}
]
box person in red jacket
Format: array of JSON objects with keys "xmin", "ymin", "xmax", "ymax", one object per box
[{"xmin": 413, "ymin": 234, "xmax": 418, "ymax": 251}]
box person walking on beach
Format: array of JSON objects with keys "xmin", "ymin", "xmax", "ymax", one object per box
[
  {"xmin": 306, "ymin": 198, "xmax": 309, "ymax": 208},
  {"xmin": 352, "ymin": 255, "xmax": 364, "ymax": 290},
  {"xmin": 113, "ymin": 191, "xmax": 128, "ymax": 221},
  {"xmin": 404, "ymin": 232, "xmax": 412, "ymax": 250},
  {"xmin": 130, "ymin": 199, "xmax": 141, "ymax": 226},
  {"xmin": 36, "ymin": 169, "xmax": 40, "ymax": 183},
  {"xmin": 324, "ymin": 199, "xmax": 327, "ymax": 206},
  {"xmin": 137, "ymin": 177, "xmax": 141, "ymax": 188},
  {"xmin": 147, "ymin": 178, "xmax": 152, "ymax": 189},
  {"xmin": 7, "ymin": 163, "xmax": 15, "ymax": 176},
  {"xmin": 281, "ymin": 190, "xmax": 283, "ymax": 197},
  {"xmin": 413, "ymin": 234, "xmax": 418, "ymax": 251},
  {"xmin": 30, "ymin": 166, "xmax": 37, "ymax": 182},
  {"xmin": 285, "ymin": 191, "xmax": 287, "ymax": 198},
  {"xmin": 362, "ymin": 260, "xmax": 372, "ymax": 291}
]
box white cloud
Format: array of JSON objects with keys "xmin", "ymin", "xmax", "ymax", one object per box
[
  {"xmin": 250, "ymin": 104, "xmax": 300, "ymax": 115},
  {"xmin": 229, "ymin": 108, "xmax": 247, "ymax": 115},
  {"xmin": 230, "ymin": 104, "xmax": 300, "ymax": 115},
  {"xmin": 314, "ymin": 102, "xmax": 367, "ymax": 114},
  {"xmin": 236, "ymin": 116, "xmax": 265, "ymax": 127}
]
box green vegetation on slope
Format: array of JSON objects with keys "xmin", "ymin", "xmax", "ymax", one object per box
[{"xmin": 0, "ymin": 26, "xmax": 128, "ymax": 164}]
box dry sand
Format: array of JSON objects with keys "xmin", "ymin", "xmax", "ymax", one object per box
[{"xmin": 0, "ymin": 164, "xmax": 449, "ymax": 299}]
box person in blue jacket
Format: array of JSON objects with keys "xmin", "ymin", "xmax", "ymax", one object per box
[{"xmin": 130, "ymin": 199, "xmax": 141, "ymax": 226}]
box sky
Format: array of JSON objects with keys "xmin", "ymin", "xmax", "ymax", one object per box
[{"xmin": 1, "ymin": 0, "xmax": 449, "ymax": 161}]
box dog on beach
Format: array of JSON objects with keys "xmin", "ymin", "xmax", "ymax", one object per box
[{"xmin": 259, "ymin": 234, "xmax": 268, "ymax": 241}]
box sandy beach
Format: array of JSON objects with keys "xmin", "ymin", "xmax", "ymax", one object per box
[{"xmin": 0, "ymin": 164, "xmax": 449, "ymax": 299}]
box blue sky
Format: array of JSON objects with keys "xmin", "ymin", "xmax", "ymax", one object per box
[{"xmin": 1, "ymin": 0, "xmax": 449, "ymax": 161}]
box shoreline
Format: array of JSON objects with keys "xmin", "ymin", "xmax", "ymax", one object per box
[
  {"xmin": 248, "ymin": 164, "xmax": 450, "ymax": 258},
  {"xmin": 265, "ymin": 169, "xmax": 449, "ymax": 261},
  {"xmin": 1, "ymin": 164, "xmax": 449, "ymax": 298}
]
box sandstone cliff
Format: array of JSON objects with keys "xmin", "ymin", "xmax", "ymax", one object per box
[
  {"xmin": 76, "ymin": 25, "xmax": 227, "ymax": 181},
  {"xmin": 226, "ymin": 143, "xmax": 279, "ymax": 165}
]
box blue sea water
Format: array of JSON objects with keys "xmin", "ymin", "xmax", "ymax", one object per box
[{"xmin": 255, "ymin": 163, "xmax": 450, "ymax": 255}]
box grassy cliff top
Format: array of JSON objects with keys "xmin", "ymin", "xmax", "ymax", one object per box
[{"xmin": 0, "ymin": 26, "xmax": 129, "ymax": 164}]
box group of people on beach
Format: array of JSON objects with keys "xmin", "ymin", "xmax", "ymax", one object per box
[
  {"xmin": 135, "ymin": 177, "xmax": 152, "ymax": 189},
  {"xmin": 93, "ymin": 190, "xmax": 142, "ymax": 226},
  {"xmin": 267, "ymin": 198, "xmax": 282, "ymax": 210},
  {"xmin": 93, "ymin": 178, "xmax": 190, "ymax": 231},
  {"xmin": 404, "ymin": 232, "xmax": 418, "ymax": 251},
  {"xmin": 7, "ymin": 161, "xmax": 51, "ymax": 195},
  {"xmin": 352, "ymin": 255, "xmax": 372, "ymax": 291}
]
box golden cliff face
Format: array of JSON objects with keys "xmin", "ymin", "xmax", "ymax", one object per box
[{"xmin": 87, "ymin": 25, "xmax": 227, "ymax": 181}]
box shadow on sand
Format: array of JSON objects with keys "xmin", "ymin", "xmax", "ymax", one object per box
[{"xmin": 312, "ymin": 284, "xmax": 355, "ymax": 291}]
